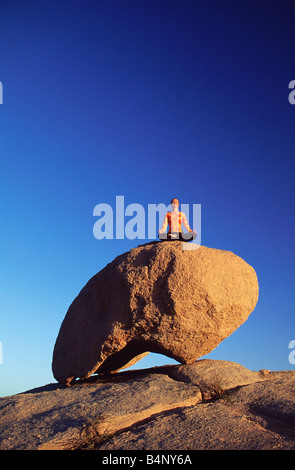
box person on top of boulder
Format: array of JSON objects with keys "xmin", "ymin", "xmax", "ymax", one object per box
[{"xmin": 159, "ymin": 198, "xmax": 197, "ymax": 242}]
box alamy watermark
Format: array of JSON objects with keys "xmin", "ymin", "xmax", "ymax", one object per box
[
  {"xmin": 288, "ymin": 80, "xmax": 295, "ymax": 104},
  {"xmin": 0, "ymin": 81, "xmax": 3, "ymax": 104},
  {"xmin": 93, "ymin": 196, "xmax": 201, "ymax": 249},
  {"xmin": 288, "ymin": 340, "xmax": 295, "ymax": 365}
]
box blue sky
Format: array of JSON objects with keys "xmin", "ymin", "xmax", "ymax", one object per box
[{"xmin": 1, "ymin": 0, "xmax": 294, "ymax": 397}]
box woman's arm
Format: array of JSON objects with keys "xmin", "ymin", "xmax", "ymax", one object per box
[
  {"xmin": 181, "ymin": 213, "xmax": 194, "ymax": 232},
  {"xmin": 159, "ymin": 213, "xmax": 168, "ymax": 233}
]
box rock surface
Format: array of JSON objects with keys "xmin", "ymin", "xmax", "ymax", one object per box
[
  {"xmin": 0, "ymin": 360, "xmax": 294, "ymax": 450},
  {"xmin": 52, "ymin": 242, "xmax": 259, "ymax": 385}
]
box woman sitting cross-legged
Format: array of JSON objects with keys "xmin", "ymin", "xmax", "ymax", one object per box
[{"xmin": 158, "ymin": 198, "xmax": 197, "ymax": 242}]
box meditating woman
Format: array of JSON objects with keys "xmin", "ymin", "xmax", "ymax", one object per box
[{"xmin": 159, "ymin": 198, "xmax": 197, "ymax": 242}]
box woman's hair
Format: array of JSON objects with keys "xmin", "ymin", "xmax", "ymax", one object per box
[{"xmin": 170, "ymin": 198, "xmax": 179, "ymax": 204}]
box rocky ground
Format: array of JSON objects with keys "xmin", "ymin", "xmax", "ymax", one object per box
[{"xmin": 0, "ymin": 360, "xmax": 294, "ymax": 450}]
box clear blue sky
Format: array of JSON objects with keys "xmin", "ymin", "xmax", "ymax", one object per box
[{"xmin": 1, "ymin": 0, "xmax": 294, "ymax": 397}]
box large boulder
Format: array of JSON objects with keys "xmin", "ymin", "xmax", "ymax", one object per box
[{"xmin": 52, "ymin": 242, "xmax": 259, "ymax": 385}]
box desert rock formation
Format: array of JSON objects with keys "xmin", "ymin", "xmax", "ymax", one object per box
[
  {"xmin": 52, "ymin": 242, "xmax": 259, "ymax": 385},
  {"xmin": 0, "ymin": 360, "xmax": 294, "ymax": 450}
]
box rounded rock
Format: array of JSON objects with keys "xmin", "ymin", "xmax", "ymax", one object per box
[{"xmin": 52, "ymin": 242, "xmax": 259, "ymax": 385}]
